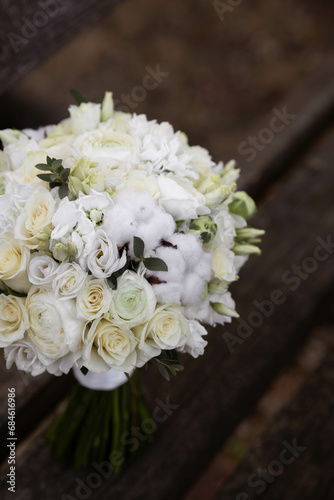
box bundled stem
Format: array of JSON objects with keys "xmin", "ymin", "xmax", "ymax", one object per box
[{"xmin": 46, "ymin": 369, "xmax": 151, "ymax": 470}]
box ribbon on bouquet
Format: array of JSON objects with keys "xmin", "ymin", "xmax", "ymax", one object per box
[{"xmin": 72, "ymin": 365, "xmax": 132, "ymax": 391}]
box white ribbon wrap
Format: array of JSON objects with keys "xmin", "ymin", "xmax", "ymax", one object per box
[{"xmin": 73, "ymin": 365, "xmax": 130, "ymax": 391}]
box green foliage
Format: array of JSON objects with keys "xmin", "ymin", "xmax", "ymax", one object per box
[
  {"xmin": 154, "ymin": 350, "xmax": 184, "ymax": 381},
  {"xmin": 133, "ymin": 237, "xmax": 168, "ymax": 272},
  {"xmin": 70, "ymin": 88, "xmax": 87, "ymax": 104},
  {"xmin": 35, "ymin": 156, "xmax": 70, "ymax": 199}
]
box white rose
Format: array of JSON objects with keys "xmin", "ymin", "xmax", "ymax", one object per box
[
  {"xmin": 53, "ymin": 262, "xmax": 87, "ymax": 299},
  {"xmin": 157, "ymin": 175, "xmax": 209, "ymax": 221},
  {"xmin": 135, "ymin": 304, "xmax": 191, "ymax": 365},
  {"xmin": 4, "ymin": 336, "xmax": 46, "ymax": 376},
  {"xmin": 115, "ymin": 170, "xmax": 160, "ymax": 198},
  {"xmin": 0, "ymin": 194, "xmax": 17, "ymax": 234},
  {"xmin": 15, "ymin": 187, "xmax": 55, "ymax": 246},
  {"xmin": 26, "ymin": 286, "xmax": 84, "ymax": 373},
  {"xmin": 110, "ymin": 270, "xmax": 156, "ymax": 328},
  {"xmin": 39, "ymin": 134, "xmax": 75, "ymax": 159},
  {"xmin": 28, "ymin": 254, "xmax": 59, "ymax": 285},
  {"xmin": 76, "ymin": 277, "xmax": 112, "ymax": 320},
  {"xmin": 11, "ymin": 150, "xmax": 49, "ymax": 186},
  {"xmin": 0, "ymin": 294, "xmax": 29, "ymax": 347},
  {"xmin": 0, "ymin": 232, "xmax": 30, "ymax": 293},
  {"xmin": 84, "ymin": 229, "xmax": 127, "ymax": 278},
  {"xmin": 69, "ymin": 102, "xmax": 101, "ymax": 135},
  {"xmin": 83, "ymin": 317, "xmax": 138, "ymax": 373},
  {"xmin": 178, "ymin": 320, "xmax": 208, "ymax": 358},
  {"xmin": 72, "ymin": 129, "xmax": 138, "ymax": 165}
]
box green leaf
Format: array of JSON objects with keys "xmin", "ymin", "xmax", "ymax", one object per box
[
  {"xmin": 144, "ymin": 257, "xmax": 168, "ymax": 272},
  {"xmin": 37, "ymin": 173, "xmax": 55, "ymax": 182},
  {"xmin": 35, "ymin": 163, "xmax": 51, "ymax": 171},
  {"xmin": 70, "ymin": 88, "xmax": 87, "ymax": 104},
  {"xmin": 157, "ymin": 363, "xmax": 170, "ymax": 381},
  {"xmin": 2, "ymin": 282, "xmax": 27, "ymax": 298},
  {"xmin": 58, "ymin": 184, "xmax": 69, "ymax": 199},
  {"xmin": 210, "ymin": 301, "xmax": 239, "ymax": 318},
  {"xmin": 133, "ymin": 236, "xmax": 145, "ymax": 259},
  {"xmin": 49, "ymin": 181, "xmax": 60, "ymax": 189},
  {"xmin": 52, "ymin": 159, "xmax": 63, "ymax": 169},
  {"xmin": 46, "ymin": 156, "xmax": 53, "ymax": 166},
  {"xmin": 60, "ymin": 168, "xmax": 71, "ymax": 181}
]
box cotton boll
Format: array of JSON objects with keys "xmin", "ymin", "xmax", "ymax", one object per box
[
  {"xmin": 152, "ymin": 281, "xmax": 183, "ymax": 305},
  {"xmin": 169, "ymin": 233, "xmax": 203, "ymax": 268},
  {"xmin": 154, "ymin": 246, "xmax": 187, "ymax": 282},
  {"xmin": 182, "ymin": 273, "xmax": 206, "ymax": 306},
  {"xmin": 196, "ymin": 251, "xmax": 213, "ymax": 282}
]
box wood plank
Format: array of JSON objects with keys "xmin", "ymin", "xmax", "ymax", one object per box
[
  {"xmin": 215, "ymin": 347, "xmax": 334, "ymax": 500},
  {"xmin": 0, "ymin": 0, "xmax": 123, "ymax": 94},
  {"xmin": 2, "ymin": 115, "xmax": 334, "ymax": 500}
]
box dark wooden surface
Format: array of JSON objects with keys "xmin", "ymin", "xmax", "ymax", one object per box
[
  {"xmin": 0, "ymin": 0, "xmax": 123, "ymax": 94},
  {"xmin": 1, "ymin": 110, "xmax": 333, "ymax": 500}
]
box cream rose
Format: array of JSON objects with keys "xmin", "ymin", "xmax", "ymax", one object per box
[
  {"xmin": 0, "ymin": 232, "xmax": 30, "ymax": 293},
  {"xmin": 0, "ymin": 294, "xmax": 28, "ymax": 347},
  {"xmin": 83, "ymin": 317, "xmax": 138, "ymax": 373},
  {"xmin": 14, "ymin": 187, "xmax": 55, "ymax": 246},
  {"xmin": 76, "ymin": 277, "xmax": 112, "ymax": 320},
  {"xmin": 135, "ymin": 304, "xmax": 191, "ymax": 365},
  {"xmin": 110, "ymin": 270, "xmax": 156, "ymax": 328}
]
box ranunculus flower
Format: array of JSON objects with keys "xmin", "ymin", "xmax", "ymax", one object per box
[
  {"xmin": 26, "ymin": 286, "xmax": 84, "ymax": 371},
  {"xmin": 52, "ymin": 262, "xmax": 87, "ymax": 300},
  {"xmin": 0, "ymin": 232, "xmax": 30, "ymax": 293},
  {"xmin": 110, "ymin": 270, "xmax": 156, "ymax": 328},
  {"xmin": 83, "ymin": 317, "xmax": 138, "ymax": 373},
  {"xmin": 0, "ymin": 294, "xmax": 28, "ymax": 347},
  {"xmin": 134, "ymin": 304, "xmax": 191, "ymax": 365},
  {"xmin": 76, "ymin": 277, "xmax": 112, "ymax": 320}
]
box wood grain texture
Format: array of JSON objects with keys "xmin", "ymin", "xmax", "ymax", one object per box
[
  {"xmin": 0, "ymin": 0, "xmax": 123, "ymax": 94},
  {"xmin": 2, "ymin": 118, "xmax": 333, "ymax": 500},
  {"xmin": 215, "ymin": 347, "xmax": 334, "ymax": 500}
]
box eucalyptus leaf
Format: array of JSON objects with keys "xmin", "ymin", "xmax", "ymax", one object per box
[
  {"xmin": 70, "ymin": 88, "xmax": 87, "ymax": 104},
  {"xmin": 157, "ymin": 363, "xmax": 170, "ymax": 381},
  {"xmin": 35, "ymin": 163, "xmax": 52, "ymax": 171},
  {"xmin": 60, "ymin": 168, "xmax": 71, "ymax": 181},
  {"xmin": 37, "ymin": 173, "xmax": 55, "ymax": 182},
  {"xmin": 133, "ymin": 236, "xmax": 145, "ymax": 259},
  {"xmin": 58, "ymin": 184, "xmax": 69, "ymax": 199},
  {"xmin": 144, "ymin": 257, "xmax": 168, "ymax": 272}
]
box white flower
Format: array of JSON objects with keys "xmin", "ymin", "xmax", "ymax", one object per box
[
  {"xmin": 52, "ymin": 262, "xmax": 87, "ymax": 299},
  {"xmin": 203, "ymin": 291, "xmax": 236, "ymax": 326},
  {"xmin": 211, "ymin": 245, "xmax": 236, "ymax": 282},
  {"xmin": 135, "ymin": 304, "xmax": 191, "ymax": 365},
  {"xmin": 72, "ymin": 129, "xmax": 138, "ymax": 165},
  {"xmin": 4, "ymin": 135, "xmax": 40, "ymax": 170},
  {"xmin": 83, "ymin": 317, "xmax": 138, "ymax": 373},
  {"xmin": 84, "ymin": 228, "xmax": 126, "ymax": 278},
  {"xmin": 14, "ymin": 187, "xmax": 55, "ymax": 246},
  {"xmin": 110, "ymin": 270, "xmax": 156, "ymax": 328},
  {"xmin": 157, "ymin": 175, "xmax": 209, "ymax": 221},
  {"xmin": 26, "ymin": 286, "xmax": 84, "ymax": 374},
  {"xmin": 28, "ymin": 254, "xmax": 59, "ymax": 286},
  {"xmin": 0, "ymin": 232, "xmax": 30, "ymax": 293},
  {"xmin": 0, "ymin": 295, "xmax": 28, "ymax": 347},
  {"xmin": 11, "ymin": 150, "xmax": 49, "ymax": 186},
  {"xmin": 5, "ymin": 337, "xmax": 46, "ymax": 376},
  {"xmin": 76, "ymin": 277, "xmax": 112, "ymax": 320},
  {"xmin": 69, "ymin": 102, "xmax": 101, "ymax": 135},
  {"xmin": 178, "ymin": 320, "xmax": 208, "ymax": 358},
  {"xmin": 0, "ymin": 194, "xmax": 17, "ymax": 234},
  {"xmin": 22, "ymin": 125, "xmax": 54, "ymax": 142}
]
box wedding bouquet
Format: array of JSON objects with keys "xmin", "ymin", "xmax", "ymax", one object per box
[{"xmin": 0, "ymin": 92, "xmax": 263, "ymax": 468}]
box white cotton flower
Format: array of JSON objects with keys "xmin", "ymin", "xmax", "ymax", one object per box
[
  {"xmin": 83, "ymin": 229, "xmax": 126, "ymax": 278},
  {"xmin": 157, "ymin": 175, "xmax": 209, "ymax": 221},
  {"xmin": 102, "ymin": 188, "xmax": 175, "ymax": 254},
  {"xmin": 178, "ymin": 320, "xmax": 208, "ymax": 358},
  {"xmin": 28, "ymin": 254, "xmax": 59, "ymax": 286},
  {"xmin": 52, "ymin": 262, "xmax": 87, "ymax": 299},
  {"xmin": 110, "ymin": 270, "xmax": 157, "ymax": 328},
  {"xmin": 0, "ymin": 294, "xmax": 29, "ymax": 347},
  {"xmin": 83, "ymin": 317, "xmax": 138, "ymax": 373}
]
